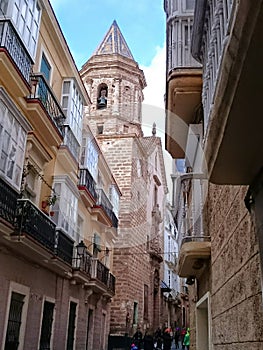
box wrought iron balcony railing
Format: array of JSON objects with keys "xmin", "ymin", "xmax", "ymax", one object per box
[
  {"xmin": 0, "ymin": 177, "xmax": 19, "ymax": 225},
  {"xmin": 14, "ymin": 199, "xmax": 56, "ymax": 252},
  {"xmin": 72, "ymin": 250, "xmax": 92, "ymax": 276},
  {"xmin": 55, "ymin": 229, "xmax": 74, "ymax": 265},
  {"xmin": 174, "ymin": 173, "xmax": 210, "ymax": 248},
  {"xmin": 0, "ymin": 19, "xmax": 33, "ymax": 83},
  {"xmin": 28, "ymin": 73, "xmax": 66, "ymax": 136},
  {"xmin": 79, "ymin": 168, "xmax": 98, "ymax": 201},
  {"xmin": 91, "ymin": 258, "xmax": 109, "ymax": 286},
  {"xmin": 96, "ymin": 188, "xmax": 118, "ymax": 228}
]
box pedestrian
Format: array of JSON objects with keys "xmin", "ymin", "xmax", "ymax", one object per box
[
  {"xmin": 163, "ymin": 328, "xmax": 172, "ymax": 350},
  {"xmin": 174, "ymin": 327, "xmax": 180, "ymax": 349},
  {"xmin": 131, "ymin": 344, "xmax": 138, "ymax": 350},
  {"xmin": 183, "ymin": 328, "xmax": 190, "ymax": 350},
  {"xmin": 181, "ymin": 327, "xmax": 186, "ymax": 350},
  {"xmin": 144, "ymin": 329, "xmax": 154, "ymax": 350},
  {"xmin": 132, "ymin": 327, "xmax": 143, "ymax": 349},
  {"xmin": 154, "ymin": 327, "xmax": 162, "ymax": 350}
]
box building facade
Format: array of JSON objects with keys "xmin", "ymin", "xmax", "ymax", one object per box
[
  {"xmin": 80, "ymin": 21, "xmax": 168, "ymax": 339},
  {"xmin": 165, "ymin": 0, "xmax": 263, "ymax": 349},
  {"xmin": 0, "ymin": 1, "xmax": 118, "ymax": 349}
]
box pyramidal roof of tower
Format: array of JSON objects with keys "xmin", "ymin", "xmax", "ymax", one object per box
[{"xmin": 93, "ymin": 20, "xmax": 134, "ymax": 60}]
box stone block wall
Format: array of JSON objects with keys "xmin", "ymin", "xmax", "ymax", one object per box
[{"xmin": 208, "ymin": 183, "xmax": 263, "ymax": 349}]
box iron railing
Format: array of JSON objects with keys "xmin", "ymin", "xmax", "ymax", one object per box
[
  {"xmin": 0, "ymin": 177, "xmax": 19, "ymax": 224},
  {"xmin": 0, "ymin": 19, "xmax": 32, "ymax": 83},
  {"xmin": 14, "ymin": 199, "xmax": 56, "ymax": 252},
  {"xmin": 174, "ymin": 173, "xmax": 210, "ymax": 248},
  {"xmin": 96, "ymin": 188, "xmax": 118, "ymax": 227},
  {"xmin": 78, "ymin": 168, "xmax": 97, "ymax": 201},
  {"xmin": 55, "ymin": 229, "xmax": 74, "ymax": 265},
  {"xmin": 91, "ymin": 258, "xmax": 109, "ymax": 286},
  {"xmin": 28, "ymin": 73, "xmax": 66, "ymax": 136},
  {"xmin": 72, "ymin": 250, "xmax": 92, "ymax": 276}
]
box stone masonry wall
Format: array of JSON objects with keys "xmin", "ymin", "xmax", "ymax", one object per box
[{"xmin": 208, "ymin": 183, "xmax": 263, "ymax": 349}]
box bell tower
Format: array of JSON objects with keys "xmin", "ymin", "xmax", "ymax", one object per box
[{"xmin": 80, "ymin": 20, "xmax": 146, "ymax": 137}]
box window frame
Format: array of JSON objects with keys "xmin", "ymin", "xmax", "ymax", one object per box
[
  {"xmin": 0, "ymin": 88, "xmax": 30, "ymax": 191},
  {"xmin": 3, "ymin": 281, "xmax": 30, "ymax": 350}
]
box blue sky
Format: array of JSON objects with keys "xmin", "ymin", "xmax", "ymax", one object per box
[
  {"xmin": 49, "ymin": 0, "xmax": 166, "ymax": 69},
  {"xmin": 49, "ymin": 0, "xmax": 172, "ymax": 195}
]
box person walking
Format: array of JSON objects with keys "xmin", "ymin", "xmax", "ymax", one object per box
[
  {"xmin": 174, "ymin": 328, "xmax": 180, "ymax": 349},
  {"xmin": 132, "ymin": 327, "xmax": 143, "ymax": 349},
  {"xmin": 183, "ymin": 328, "xmax": 190, "ymax": 350},
  {"xmin": 181, "ymin": 327, "xmax": 186, "ymax": 350},
  {"xmin": 163, "ymin": 328, "xmax": 172, "ymax": 350},
  {"xmin": 143, "ymin": 329, "xmax": 154, "ymax": 350}
]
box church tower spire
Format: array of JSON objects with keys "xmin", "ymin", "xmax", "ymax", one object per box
[
  {"xmin": 93, "ymin": 20, "xmax": 134, "ymax": 60},
  {"xmin": 80, "ymin": 20, "xmax": 146, "ymax": 136}
]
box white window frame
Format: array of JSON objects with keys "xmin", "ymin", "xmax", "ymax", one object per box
[
  {"xmin": 62, "ymin": 79, "xmax": 84, "ymax": 143},
  {"xmin": 0, "ymin": 88, "xmax": 30, "ymax": 191},
  {"xmin": 7, "ymin": 0, "xmax": 42, "ymax": 59},
  {"xmin": 2, "ymin": 282, "xmax": 30, "ymax": 350},
  {"xmin": 52, "ymin": 175, "xmax": 79, "ymax": 241}
]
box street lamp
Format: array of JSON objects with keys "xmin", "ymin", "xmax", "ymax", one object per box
[{"xmin": 76, "ymin": 240, "xmax": 87, "ymax": 257}]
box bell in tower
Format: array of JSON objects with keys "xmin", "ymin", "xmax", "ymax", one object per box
[{"xmin": 97, "ymin": 88, "xmax": 107, "ymax": 109}]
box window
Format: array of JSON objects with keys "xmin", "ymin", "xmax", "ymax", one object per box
[
  {"xmin": 0, "ymin": 92, "xmax": 28, "ymax": 190},
  {"xmin": 5, "ymin": 292, "xmax": 25, "ymax": 350},
  {"xmin": 109, "ymin": 185, "xmax": 119, "ymax": 216},
  {"xmin": 97, "ymin": 124, "xmax": 104, "ymax": 135},
  {"xmin": 85, "ymin": 309, "xmax": 93, "ymax": 350},
  {"xmin": 80, "ymin": 135, "xmax": 98, "ymax": 181},
  {"xmin": 144, "ymin": 285, "xmax": 149, "ymax": 320},
  {"xmin": 185, "ymin": 0, "xmax": 195, "ymax": 10},
  {"xmin": 11, "ymin": 0, "xmax": 41, "ymax": 58},
  {"xmin": 52, "ymin": 179, "xmax": 78, "ymax": 240},
  {"xmin": 39, "ymin": 301, "xmax": 55, "ymax": 350},
  {"xmin": 133, "ymin": 302, "xmax": 138, "ymax": 325},
  {"xmin": 62, "ymin": 80, "xmax": 83, "ymax": 143},
  {"xmin": 66, "ymin": 301, "xmax": 77, "ymax": 350},
  {"xmin": 40, "ymin": 53, "xmax": 51, "ymax": 82},
  {"xmin": 93, "ymin": 233, "xmax": 101, "ymax": 256}
]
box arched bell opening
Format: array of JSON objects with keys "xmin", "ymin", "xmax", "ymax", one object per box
[{"xmin": 97, "ymin": 83, "xmax": 108, "ymax": 109}]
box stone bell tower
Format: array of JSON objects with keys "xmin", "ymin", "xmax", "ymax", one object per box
[
  {"xmin": 80, "ymin": 21, "xmax": 166, "ymax": 336},
  {"xmin": 80, "ymin": 20, "xmax": 146, "ymax": 137}
]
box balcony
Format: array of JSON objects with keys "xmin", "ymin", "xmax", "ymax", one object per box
[
  {"xmin": 55, "ymin": 229, "xmax": 74, "ymax": 265},
  {"xmin": 92, "ymin": 188, "xmax": 118, "ymax": 228},
  {"xmin": 165, "ymin": 8, "xmax": 202, "ymax": 159},
  {"xmin": 72, "ymin": 250, "xmax": 92, "ymax": 284},
  {"xmin": 191, "ymin": 1, "xmax": 263, "ymax": 184},
  {"xmin": 13, "ymin": 199, "xmax": 57, "ymax": 252},
  {"xmin": 0, "ymin": 19, "xmax": 32, "ymax": 94},
  {"xmin": 78, "ymin": 168, "xmax": 97, "ymax": 207},
  {"xmin": 0, "ymin": 177, "xmax": 19, "ymax": 231},
  {"xmin": 175, "ymin": 173, "xmax": 210, "ymax": 278},
  {"xmin": 72, "ymin": 251, "xmax": 115, "ymax": 296},
  {"xmin": 26, "ymin": 73, "xmax": 66, "ymax": 147},
  {"xmin": 5, "ymin": 199, "xmax": 74, "ymax": 270}
]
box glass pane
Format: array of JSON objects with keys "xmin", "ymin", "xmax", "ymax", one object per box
[
  {"xmin": 63, "ymin": 81, "xmax": 70, "ymax": 94},
  {"xmin": 40, "ymin": 54, "xmax": 51, "ymax": 81}
]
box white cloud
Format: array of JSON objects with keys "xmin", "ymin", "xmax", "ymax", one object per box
[
  {"xmin": 141, "ymin": 45, "xmax": 166, "ymax": 109},
  {"xmin": 141, "ymin": 45, "xmax": 173, "ymax": 203}
]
